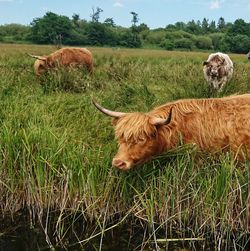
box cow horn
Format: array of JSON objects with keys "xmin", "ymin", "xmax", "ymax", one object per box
[
  {"xmin": 92, "ymin": 99, "xmax": 126, "ymax": 118},
  {"xmin": 151, "ymin": 107, "xmax": 173, "ymax": 126},
  {"xmin": 27, "ymin": 53, "xmax": 47, "ymax": 61}
]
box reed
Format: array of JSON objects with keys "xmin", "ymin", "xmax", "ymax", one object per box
[{"xmin": 0, "ymin": 44, "xmax": 249, "ymax": 250}]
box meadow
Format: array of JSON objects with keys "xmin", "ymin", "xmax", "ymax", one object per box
[{"xmin": 0, "ymin": 43, "xmax": 249, "ymax": 250}]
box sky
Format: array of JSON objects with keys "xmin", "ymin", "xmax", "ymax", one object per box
[{"xmin": 0, "ymin": 0, "xmax": 250, "ymax": 28}]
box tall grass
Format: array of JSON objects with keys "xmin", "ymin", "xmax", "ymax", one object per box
[{"xmin": 0, "ymin": 43, "xmax": 249, "ymax": 250}]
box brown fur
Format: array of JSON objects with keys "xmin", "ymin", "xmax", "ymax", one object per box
[
  {"xmin": 33, "ymin": 47, "xmax": 93, "ymax": 75},
  {"xmin": 205, "ymin": 62, "xmax": 225, "ymax": 79},
  {"xmin": 205, "ymin": 55, "xmax": 225, "ymax": 78},
  {"xmin": 111, "ymin": 94, "xmax": 250, "ymax": 170}
]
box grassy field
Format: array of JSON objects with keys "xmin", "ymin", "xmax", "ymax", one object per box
[{"xmin": 0, "ymin": 43, "xmax": 249, "ymax": 250}]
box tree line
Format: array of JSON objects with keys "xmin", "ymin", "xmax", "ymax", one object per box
[{"xmin": 0, "ymin": 8, "xmax": 250, "ymax": 53}]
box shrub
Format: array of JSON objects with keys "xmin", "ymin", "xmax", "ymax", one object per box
[
  {"xmin": 225, "ymin": 34, "xmax": 250, "ymax": 53},
  {"xmin": 175, "ymin": 37, "xmax": 194, "ymax": 49},
  {"xmin": 209, "ymin": 33, "xmax": 225, "ymax": 50},
  {"xmin": 195, "ymin": 35, "xmax": 213, "ymax": 49},
  {"xmin": 160, "ymin": 39, "xmax": 175, "ymax": 50}
]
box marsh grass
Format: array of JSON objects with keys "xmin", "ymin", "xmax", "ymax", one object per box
[{"xmin": 0, "ymin": 44, "xmax": 249, "ymax": 250}]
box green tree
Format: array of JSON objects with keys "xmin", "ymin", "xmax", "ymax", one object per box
[
  {"xmin": 105, "ymin": 27, "xmax": 121, "ymax": 46},
  {"xmin": 196, "ymin": 20, "xmax": 201, "ymax": 29},
  {"xmin": 104, "ymin": 18, "xmax": 115, "ymax": 27},
  {"xmin": 128, "ymin": 11, "xmax": 142, "ymax": 48},
  {"xmin": 0, "ymin": 24, "xmax": 30, "ymax": 41},
  {"xmin": 227, "ymin": 18, "xmax": 250, "ymax": 36},
  {"xmin": 185, "ymin": 20, "xmax": 201, "ymax": 34},
  {"xmin": 145, "ymin": 30, "xmax": 165, "ymax": 45},
  {"xmin": 91, "ymin": 7, "xmax": 103, "ymax": 23},
  {"xmin": 30, "ymin": 12, "xmax": 73, "ymax": 44},
  {"xmin": 217, "ymin": 17, "xmax": 226, "ymax": 31},
  {"xmin": 166, "ymin": 30, "xmax": 194, "ymax": 40},
  {"xmin": 209, "ymin": 20, "xmax": 216, "ymax": 33},
  {"xmin": 72, "ymin": 14, "xmax": 80, "ymax": 28},
  {"xmin": 130, "ymin": 12, "xmax": 139, "ymax": 26},
  {"xmin": 175, "ymin": 38, "xmax": 194, "ymax": 50},
  {"xmin": 195, "ymin": 35, "xmax": 213, "ymax": 49},
  {"xmin": 160, "ymin": 39, "xmax": 175, "ymax": 50},
  {"xmin": 137, "ymin": 23, "xmax": 149, "ymax": 32},
  {"xmin": 119, "ymin": 29, "xmax": 141, "ymax": 48},
  {"xmin": 175, "ymin": 21, "xmax": 186, "ymax": 30},
  {"xmin": 87, "ymin": 22, "xmax": 106, "ymax": 45},
  {"xmin": 209, "ymin": 33, "xmax": 225, "ymax": 50},
  {"xmin": 224, "ymin": 34, "xmax": 250, "ymax": 53},
  {"xmin": 201, "ymin": 18, "xmax": 209, "ymax": 33}
]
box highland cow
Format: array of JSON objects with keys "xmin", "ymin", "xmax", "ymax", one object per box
[
  {"xmin": 93, "ymin": 94, "xmax": 250, "ymax": 170},
  {"xmin": 28, "ymin": 47, "xmax": 93, "ymax": 75},
  {"xmin": 203, "ymin": 52, "xmax": 233, "ymax": 92}
]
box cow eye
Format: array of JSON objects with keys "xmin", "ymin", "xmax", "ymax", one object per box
[{"xmin": 138, "ymin": 138, "xmax": 146, "ymax": 144}]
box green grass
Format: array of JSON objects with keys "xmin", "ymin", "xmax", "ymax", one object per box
[{"xmin": 0, "ymin": 43, "xmax": 249, "ymax": 250}]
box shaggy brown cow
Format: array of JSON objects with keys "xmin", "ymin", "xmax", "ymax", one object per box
[
  {"xmin": 93, "ymin": 94, "xmax": 250, "ymax": 170},
  {"xmin": 203, "ymin": 52, "xmax": 233, "ymax": 92},
  {"xmin": 28, "ymin": 47, "xmax": 93, "ymax": 75}
]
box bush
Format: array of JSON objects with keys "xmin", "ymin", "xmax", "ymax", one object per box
[
  {"xmin": 175, "ymin": 37, "xmax": 194, "ymax": 49},
  {"xmin": 195, "ymin": 35, "xmax": 213, "ymax": 49},
  {"xmin": 165, "ymin": 30, "xmax": 194, "ymax": 40},
  {"xmin": 225, "ymin": 34, "xmax": 250, "ymax": 53},
  {"xmin": 119, "ymin": 30, "xmax": 142, "ymax": 48},
  {"xmin": 160, "ymin": 39, "xmax": 175, "ymax": 50},
  {"xmin": 145, "ymin": 30, "xmax": 165, "ymax": 45},
  {"xmin": 209, "ymin": 33, "xmax": 225, "ymax": 50}
]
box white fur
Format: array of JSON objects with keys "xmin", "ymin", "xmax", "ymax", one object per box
[{"xmin": 203, "ymin": 52, "xmax": 234, "ymax": 92}]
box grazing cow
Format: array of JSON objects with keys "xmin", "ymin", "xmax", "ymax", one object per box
[
  {"xmin": 28, "ymin": 47, "xmax": 93, "ymax": 75},
  {"xmin": 93, "ymin": 94, "xmax": 250, "ymax": 170},
  {"xmin": 203, "ymin": 52, "xmax": 233, "ymax": 92}
]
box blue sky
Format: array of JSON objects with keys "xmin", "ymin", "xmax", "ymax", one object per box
[{"xmin": 0, "ymin": 0, "xmax": 250, "ymax": 28}]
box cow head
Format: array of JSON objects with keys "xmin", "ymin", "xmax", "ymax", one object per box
[
  {"xmin": 28, "ymin": 54, "xmax": 53, "ymax": 75},
  {"xmin": 93, "ymin": 100, "xmax": 172, "ymax": 170},
  {"xmin": 203, "ymin": 56, "xmax": 225, "ymax": 79}
]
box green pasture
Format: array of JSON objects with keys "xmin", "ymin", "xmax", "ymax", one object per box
[{"xmin": 0, "ymin": 44, "xmax": 249, "ymax": 250}]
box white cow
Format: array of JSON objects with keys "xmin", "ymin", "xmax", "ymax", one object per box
[{"xmin": 203, "ymin": 52, "xmax": 233, "ymax": 92}]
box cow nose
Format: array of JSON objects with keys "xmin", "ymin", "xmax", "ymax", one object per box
[{"xmin": 112, "ymin": 158, "xmax": 130, "ymax": 170}]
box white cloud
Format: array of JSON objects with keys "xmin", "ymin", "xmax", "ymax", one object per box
[
  {"xmin": 114, "ymin": 1, "xmax": 124, "ymax": 8},
  {"xmin": 210, "ymin": 0, "xmax": 220, "ymax": 9}
]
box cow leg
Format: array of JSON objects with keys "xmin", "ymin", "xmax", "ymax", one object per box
[
  {"xmin": 212, "ymin": 79, "xmax": 219, "ymax": 90},
  {"xmin": 218, "ymin": 79, "xmax": 227, "ymax": 92}
]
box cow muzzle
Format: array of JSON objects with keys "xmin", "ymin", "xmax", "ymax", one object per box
[
  {"xmin": 112, "ymin": 158, "xmax": 132, "ymax": 171},
  {"xmin": 211, "ymin": 69, "xmax": 218, "ymax": 78}
]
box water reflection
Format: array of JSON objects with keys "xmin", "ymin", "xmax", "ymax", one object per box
[{"xmin": 0, "ymin": 222, "xmax": 249, "ymax": 251}]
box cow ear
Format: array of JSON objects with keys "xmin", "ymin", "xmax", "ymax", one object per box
[
  {"xmin": 151, "ymin": 107, "xmax": 173, "ymax": 126},
  {"xmin": 203, "ymin": 61, "xmax": 208, "ymax": 66}
]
